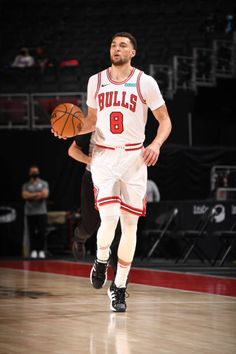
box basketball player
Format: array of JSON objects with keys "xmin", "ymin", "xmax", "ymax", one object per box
[
  {"xmin": 68, "ymin": 132, "xmax": 97, "ymax": 259},
  {"xmin": 68, "ymin": 132, "xmax": 122, "ymax": 278},
  {"xmin": 52, "ymin": 32, "xmax": 172, "ymax": 312}
]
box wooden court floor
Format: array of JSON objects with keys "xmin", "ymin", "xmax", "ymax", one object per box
[{"xmin": 0, "ymin": 264, "xmax": 236, "ymax": 354}]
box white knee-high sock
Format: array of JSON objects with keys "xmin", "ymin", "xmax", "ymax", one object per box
[
  {"xmin": 115, "ymin": 262, "xmax": 131, "ymax": 288},
  {"xmin": 114, "ymin": 212, "xmax": 139, "ymax": 287},
  {"xmin": 96, "ymin": 215, "xmax": 119, "ymax": 262}
]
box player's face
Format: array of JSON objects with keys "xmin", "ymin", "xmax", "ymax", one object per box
[{"xmin": 110, "ymin": 37, "xmax": 136, "ymax": 66}]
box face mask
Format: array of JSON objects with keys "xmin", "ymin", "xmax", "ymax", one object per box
[{"xmin": 30, "ymin": 173, "xmax": 39, "ymax": 179}]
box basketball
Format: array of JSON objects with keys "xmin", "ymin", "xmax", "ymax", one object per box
[{"xmin": 51, "ymin": 103, "xmax": 84, "ymax": 138}]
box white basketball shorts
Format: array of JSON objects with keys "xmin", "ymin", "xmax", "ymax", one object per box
[{"xmin": 90, "ymin": 143, "xmax": 147, "ymax": 217}]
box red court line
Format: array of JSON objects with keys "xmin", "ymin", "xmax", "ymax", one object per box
[{"xmin": 0, "ymin": 260, "xmax": 236, "ymax": 297}]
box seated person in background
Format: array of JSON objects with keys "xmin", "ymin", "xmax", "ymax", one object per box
[
  {"xmin": 34, "ymin": 46, "xmax": 53, "ymax": 74},
  {"xmin": 11, "ymin": 47, "xmax": 35, "ymax": 68},
  {"xmin": 146, "ymin": 178, "xmax": 160, "ymax": 202}
]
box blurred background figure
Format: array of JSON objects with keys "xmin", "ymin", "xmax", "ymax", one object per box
[
  {"xmin": 146, "ymin": 178, "xmax": 161, "ymax": 203},
  {"xmin": 224, "ymin": 13, "xmax": 235, "ymax": 34},
  {"xmin": 34, "ymin": 46, "xmax": 55, "ymax": 74},
  {"xmin": 11, "ymin": 47, "xmax": 35, "ymax": 68},
  {"xmin": 21, "ymin": 165, "xmax": 49, "ymax": 258}
]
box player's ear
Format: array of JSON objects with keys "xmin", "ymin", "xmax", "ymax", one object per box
[{"xmin": 131, "ymin": 49, "xmax": 136, "ymax": 58}]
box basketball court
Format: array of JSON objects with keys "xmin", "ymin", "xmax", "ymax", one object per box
[{"xmin": 0, "ymin": 260, "xmax": 236, "ymax": 354}]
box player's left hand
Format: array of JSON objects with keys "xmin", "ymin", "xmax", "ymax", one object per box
[{"xmin": 143, "ymin": 146, "xmax": 160, "ymax": 166}]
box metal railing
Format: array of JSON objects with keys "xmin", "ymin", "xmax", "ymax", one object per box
[
  {"xmin": 149, "ymin": 38, "xmax": 235, "ymax": 96},
  {"xmin": 0, "ymin": 94, "xmax": 30, "ymax": 129},
  {"xmin": 0, "ymin": 92, "xmax": 87, "ymax": 130}
]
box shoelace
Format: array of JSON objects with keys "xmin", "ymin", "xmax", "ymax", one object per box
[{"xmin": 110, "ymin": 282, "xmax": 130, "ymax": 298}]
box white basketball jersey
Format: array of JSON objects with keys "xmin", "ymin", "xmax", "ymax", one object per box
[{"xmin": 86, "ymin": 67, "xmax": 165, "ymax": 146}]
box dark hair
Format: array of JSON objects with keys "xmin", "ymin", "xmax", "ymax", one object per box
[
  {"xmin": 111, "ymin": 32, "xmax": 137, "ymax": 50},
  {"xmin": 20, "ymin": 47, "xmax": 29, "ymax": 55},
  {"xmin": 29, "ymin": 164, "xmax": 39, "ymax": 170}
]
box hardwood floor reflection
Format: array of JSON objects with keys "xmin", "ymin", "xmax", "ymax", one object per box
[{"xmin": 0, "ymin": 268, "xmax": 236, "ymax": 354}]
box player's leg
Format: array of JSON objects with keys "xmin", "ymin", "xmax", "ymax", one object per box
[
  {"xmin": 90, "ymin": 203, "xmax": 120, "ymax": 289},
  {"xmin": 115, "ymin": 211, "xmax": 139, "ymax": 286},
  {"xmin": 108, "ymin": 149, "xmax": 147, "ymax": 311},
  {"xmin": 109, "ymin": 220, "xmax": 121, "ymax": 278},
  {"xmin": 108, "ymin": 211, "xmax": 139, "ymax": 312},
  {"xmin": 73, "ymin": 170, "xmax": 101, "ymax": 259},
  {"xmin": 90, "ymin": 148, "xmax": 121, "ymax": 289}
]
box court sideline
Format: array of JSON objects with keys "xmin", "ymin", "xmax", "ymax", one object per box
[{"xmin": 0, "ymin": 260, "xmax": 236, "ymax": 354}]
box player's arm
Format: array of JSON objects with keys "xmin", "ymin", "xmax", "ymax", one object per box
[
  {"xmin": 52, "ymin": 74, "xmax": 98, "ymax": 139},
  {"xmin": 143, "ymin": 104, "xmax": 172, "ymax": 166},
  {"xmin": 79, "ymin": 74, "xmax": 98, "ymax": 134},
  {"xmin": 78, "ymin": 107, "xmax": 97, "ymax": 135},
  {"xmin": 68, "ymin": 140, "xmax": 91, "ymax": 165}
]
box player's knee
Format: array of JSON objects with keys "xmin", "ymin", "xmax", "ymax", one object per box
[
  {"xmin": 121, "ymin": 210, "xmax": 139, "ymax": 225},
  {"xmin": 120, "ymin": 212, "xmax": 139, "ymax": 236},
  {"xmin": 100, "ymin": 215, "xmax": 119, "ymax": 232},
  {"xmin": 97, "ymin": 215, "xmax": 119, "ymax": 248}
]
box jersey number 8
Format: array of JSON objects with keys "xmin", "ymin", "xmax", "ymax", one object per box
[{"xmin": 110, "ymin": 112, "xmax": 124, "ymax": 134}]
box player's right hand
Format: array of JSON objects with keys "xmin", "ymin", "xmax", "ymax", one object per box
[{"xmin": 51, "ymin": 128, "xmax": 68, "ymax": 140}]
